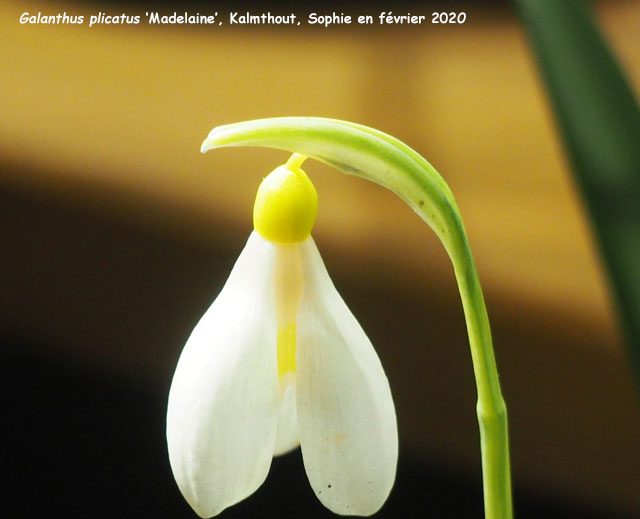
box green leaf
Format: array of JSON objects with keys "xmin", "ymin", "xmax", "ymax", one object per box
[{"xmin": 514, "ymin": 0, "xmax": 640, "ymax": 389}]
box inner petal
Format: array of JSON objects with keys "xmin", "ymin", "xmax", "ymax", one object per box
[
  {"xmin": 272, "ymin": 243, "xmax": 304, "ymax": 454},
  {"xmin": 274, "ymin": 244, "xmax": 303, "ymax": 386},
  {"xmin": 273, "ymin": 379, "xmax": 299, "ymax": 455}
]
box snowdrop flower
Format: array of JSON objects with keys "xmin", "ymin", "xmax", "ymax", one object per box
[{"xmin": 167, "ymin": 153, "xmax": 398, "ymax": 518}]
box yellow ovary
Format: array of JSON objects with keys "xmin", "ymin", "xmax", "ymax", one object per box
[{"xmin": 253, "ymin": 154, "xmax": 317, "ymax": 244}]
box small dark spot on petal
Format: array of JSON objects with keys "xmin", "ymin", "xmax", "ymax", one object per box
[
  {"xmin": 328, "ymin": 484, "xmax": 332, "ymax": 488},
  {"xmin": 418, "ymin": 200, "xmax": 424, "ymax": 207}
]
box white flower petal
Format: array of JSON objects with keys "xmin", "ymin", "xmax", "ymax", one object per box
[
  {"xmin": 167, "ymin": 232, "xmax": 279, "ymax": 518},
  {"xmin": 295, "ymin": 237, "xmax": 398, "ymax": 516},
  {"xmin": 273, "ymin": 377, "xmax": 300, "ymax": 456}
]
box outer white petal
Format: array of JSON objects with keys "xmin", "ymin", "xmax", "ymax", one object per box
[
  {"xmin": 295, "ymin": 237, "xmax": 398, "ymax": 516},
  {"xmin": 166, "ymin": 231, "xmax": 279, "ymax": 518}
]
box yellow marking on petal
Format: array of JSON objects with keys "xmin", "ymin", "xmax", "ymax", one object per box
[
  {"xmin": 254, "ymin": 154, "xmax": 318, "ymax": 243},
  {"xmin": 277, "ymin": 321, "xmax": 297, "ymax": 378},
  {"xmin": 273, "ymin": 244, "xmax": 304, "ymax": 390}
]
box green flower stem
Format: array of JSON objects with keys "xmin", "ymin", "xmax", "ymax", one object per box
[{"xmin": 201, "ymin": 117, "xmax": 512, "ymax": 519}]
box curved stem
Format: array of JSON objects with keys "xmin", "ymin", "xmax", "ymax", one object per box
[{"xmin": 201, "ymin": 117, "xmax": 512, "ymax": 518}]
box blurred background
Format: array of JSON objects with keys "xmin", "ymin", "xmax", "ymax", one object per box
[{"xmin": 2, "ymin": 0, "xmax": 640, "ymax": 517}]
